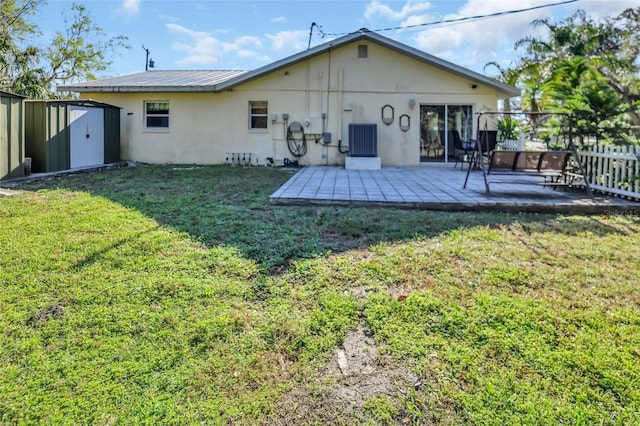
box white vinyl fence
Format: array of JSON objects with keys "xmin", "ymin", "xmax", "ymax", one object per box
[{"xmin": 577, "ymin": 145, "xmax": 640, "ymax": 200}]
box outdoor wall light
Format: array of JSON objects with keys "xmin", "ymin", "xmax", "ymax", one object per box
[
  {"xmin": 408, "ymin": 98, "xmax": 416, "ymax": 110},
  {"xmin": 381, "ymin": 104, "xmax": 394, "ymax": 125},
  {"xmin": 399, "ymin": 114, "xmax": 410, "ymax": 132},
  {"xmin": 470, "ymin": 83, "xmax": 478, "ymax": 89}
]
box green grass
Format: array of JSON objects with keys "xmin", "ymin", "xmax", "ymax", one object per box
[{"xmin": 1, "ymin": 164, "xmax": 639, "ymax": 424}]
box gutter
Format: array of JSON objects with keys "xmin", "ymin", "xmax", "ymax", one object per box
[{"xmin": 57, "ymin": 85, "xmax": 223, "ymax": 93}]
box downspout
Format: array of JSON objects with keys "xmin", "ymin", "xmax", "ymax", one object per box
[
  {"xmin": 325, "ymin": 46, "xmax": 331, "ymax": 129},
  {"xmin": 306, "ymin": 59, "xmax": 311, "ymax": 118},
  {"xmin": 319, "ymin": 70, "xmax": 323, "ymax": 117},
  {"xmin": 338, "ymin": 68, "xmax": 344, "ymax": 147},
  {"xmin": 323, "ymin": 47, "xmax": 332, "ymax": 164}
]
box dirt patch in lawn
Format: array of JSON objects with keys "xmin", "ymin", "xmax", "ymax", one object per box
[
  {"xmin": 268, "ymin": 323, "xmax": 420, "ymax": 425},
  {"xmin": 28, "ymin": 303, "xmax": 66, "ymax": 328},
  {"xmin": 319, "ymin": 227, "xmax": 368, "ymax": 252}
]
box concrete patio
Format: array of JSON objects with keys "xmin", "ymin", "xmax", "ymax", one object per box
[{"xmin": 270, "ymin": 164, "xmax": 639, "ymax": 213}]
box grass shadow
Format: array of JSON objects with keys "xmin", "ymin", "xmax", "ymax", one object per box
[
  {"xmin": 69, "ymin": 224, "xmax": 162, "ymax": 271},
  {"xmin": 20, "ymin": 164, "xmax": 640, "ymax": 272}
]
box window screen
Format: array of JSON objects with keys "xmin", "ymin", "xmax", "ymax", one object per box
[
  {"xmin": 145, "ymin": 101, "xmax": 169, "ymax": 128},
  {"xmin": 249, "ymin": 101, "xmax": 268, "ymax": 129}
]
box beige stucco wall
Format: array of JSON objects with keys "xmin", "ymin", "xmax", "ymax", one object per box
[{"xmin": 85, "ymin": 41, "xmax": 506, "ymax": 166}]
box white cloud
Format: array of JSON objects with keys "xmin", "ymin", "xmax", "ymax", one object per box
[
  {"xmin": 265, "ymin": 30, "xmax": 308, "ymax": 52},
  {"xmin": 238, "ymin": 50, "xmax": 272, "ymax": 63},
  {"xmin": 237, "ymin": 35, "xmax": 263, "ymax": 48},
  {"xmin": 271, "ymin": 16, "xmax": 288, "ymax": 24},
  {"xmin": 166, "ymin": 24, "xmax": 263, "ymax": 67},
  {"xmin": 401, "ymin": 13, "xmax": 435, "ymax": 28},
  {"xmin": 119, "ymin": 0, "xmax": 140, "ymax": 17},
  {"xmin": 406, "ymin": 0, "xmax": 639, "ymax": 74},
  {"xmin": 410, "ymin": 0, "xmax": 565, "ymax": 72},
  {"xmin": 365, "ymin": 0, "xmax": 432, "ymax": 20},
  {"xmin": 567, "ymin": 0, "xmax": 639, "ymax": 21}
]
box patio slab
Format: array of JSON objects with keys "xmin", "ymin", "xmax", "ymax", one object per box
[{"xmin": 270, "ymin": 164, "xmax": 639, "ymax": 213}]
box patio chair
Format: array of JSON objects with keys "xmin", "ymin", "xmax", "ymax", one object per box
[
  {"xmin": 450, "ymin": 130, "xmax": 474, "ymax": 169},
  {"xmin": 467, "ymin": 130, "xmax": 498, "ymax": 169},
  {"xmin": 476, "ymin": 130, "xmax": 498, "ymax": 155}
]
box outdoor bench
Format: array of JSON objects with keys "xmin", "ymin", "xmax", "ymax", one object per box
[
  {"xmin": 476, "ymin": 150, "xmax": 577, "ymax": 193},
  {"xmin": 488, "ymin": 150, "xmax": 571, "ymax": 182}
]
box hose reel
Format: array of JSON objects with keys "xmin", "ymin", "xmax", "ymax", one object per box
[{"xmin": 286, "ymin": 121, "xmax": 308, "ymax": 160}]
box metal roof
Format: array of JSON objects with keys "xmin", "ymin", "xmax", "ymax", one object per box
[
  {"xmin": 0, "ymin": 90, "xmax": 27, "ymax": 98},
  {"xmin": 25, "ymin": 99, "xmax": 121, "ymax": 109},
  {"xmin": 58, "ymin": 70, "xmax": 248, "ymax": 93},
  {"xmin": 58, "ymin": 29, "xmax": 519, "ymax": 97}
]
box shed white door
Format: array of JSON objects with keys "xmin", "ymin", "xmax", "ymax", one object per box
[{"xmin": 70, "ymin": 106, "xmax": 104, "ymax": 168}]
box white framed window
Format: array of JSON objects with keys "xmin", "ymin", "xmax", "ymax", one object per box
[
  {"xmin": 249, "ymin": 101, "xmax": 268, "ymax": 130},
  {"xmin": 144, "ymin": 101, "xmax": 169, "ymax": 129}
]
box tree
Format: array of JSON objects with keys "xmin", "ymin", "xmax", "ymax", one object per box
[
  {"xmin": 599, "ymin": 8, "xmax": 640, "ymax": 124},
  {"xmin": 44, "ymin": 4, "xmax": 129, "ymax": 89},
  {"xmin": 484, "ymin": 61, "xmax": 520, "ymax": 111},
  {"xmin": 484, "ymin": 62, "xmax": 548, "ymax": 128},
  {"xmin": 544, "ymin": 57, "xmax": 629, "ymax": 144},
  {"xmin": 490, "ymin": 8, "xmax": 640, "ymax": 139},
  {"xmin": 1, "ymin": 1, "xmax": 129, "ymax": 98},
  {"xmin": 515, "ymin": 10, "xmax": 599, "ymax": 64},
  {"xmin": 0, "ymin": 0, "xmax": 43, "ymax": 90}
]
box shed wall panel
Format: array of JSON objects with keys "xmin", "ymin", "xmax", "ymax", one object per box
[
  {"xmin": 103, "ymin": 106, "xmax": 121, "ymax": 163},
  {"xmin": 1, "ymin": 93, "xmax": 25, "ymax": 180},
  {"xmin": 25, "ymin": 102, "xmax": 47, "ymax": 173}
]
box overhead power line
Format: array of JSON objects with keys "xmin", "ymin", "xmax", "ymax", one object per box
[{"xmin": 318, "ymin": 0, "xmax": 580, "ymax": 37}]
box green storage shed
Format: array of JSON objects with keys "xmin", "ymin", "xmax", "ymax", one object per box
[
  {"xmin": 25, "ymin": 99, "xmax": 121, "ymax": 173},
  {"xmin": 1, "ymin": 90, "xmax": 26, "ymax": 181}
]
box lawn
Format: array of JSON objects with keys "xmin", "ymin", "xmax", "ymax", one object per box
[{"xmin": 1, "ymin": 164, "xmax": 639, "ymax": 425}]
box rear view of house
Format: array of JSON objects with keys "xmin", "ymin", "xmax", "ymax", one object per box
[{"xmin": 59, "ymin": 29, "xmax": 519, "ymax": 168}]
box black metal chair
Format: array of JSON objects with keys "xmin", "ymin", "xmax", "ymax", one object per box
[
  {"xmin": 450, "ymin": 130, "xmax": 474, "ymax": 169},
  {"xmin": 476, "ymin": 130, "xmax": 498, "ymax": 155},
  {"xmin": 466, "ymin": 130, "xmax": 497, "ymax": 169}
]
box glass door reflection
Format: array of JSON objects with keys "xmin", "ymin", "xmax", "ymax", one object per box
[{"xmin": 420, "ymin": 105, "xmax": 445, "ymax": 162}]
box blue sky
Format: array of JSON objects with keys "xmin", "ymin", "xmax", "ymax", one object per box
[{"xmin": 40, "ymin": 0, "xmax": 638, "ymax": 79}]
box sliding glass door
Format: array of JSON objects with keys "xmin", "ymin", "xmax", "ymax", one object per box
[
  {"xmin": 420, "ymin": 106, "xmax": 445, "ymax": 162},
  {"xmin": 420, "ymin": 104, "xmax": 473, "ymax": 163}
]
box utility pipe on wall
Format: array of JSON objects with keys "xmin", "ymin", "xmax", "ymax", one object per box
[
  {"xmin": 306, "ymin": 59, "xmax": 311, "ymax": 118},
  {"xmin": 338, "ymin": 68, "xmax": 344, "ymax": 145}
]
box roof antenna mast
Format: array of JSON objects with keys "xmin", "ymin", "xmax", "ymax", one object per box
[
  {"xmin": 307, "ymin": 22, "xmax": 325, "ymax": 49},
  {"xmin": 307, "ymin": 22, "xmax": 316, "ymax": 50},
  {"xmin": 142, "ymin": 45, "xmax": 155, "ymax": 71}
]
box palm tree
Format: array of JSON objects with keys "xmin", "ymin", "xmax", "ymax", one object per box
[
  {"xmin": 514, "ymin": 8, "xmax": 640, "ymax": 126},
  {"xmin": 544, "ymin": 57, "xmax": 628, "ymax": 144},
  {"xmin": 484, "ymin": 61, "xmax": 520, "ymax": 112}
]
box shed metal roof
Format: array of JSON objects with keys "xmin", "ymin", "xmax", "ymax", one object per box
[
  {"xmin": 58, "ymin": 29, "xmax": 519, "ymax": 97},
  {"xmin": 0, "ymin": 90, "xmax": 27, "ymax": 98},
  {"xmin": 25, "ymin": 99, "xmax": 121, "ymax": 109}
]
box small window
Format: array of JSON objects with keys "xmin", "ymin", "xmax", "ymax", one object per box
[
  {"xmin": 145, "ymin": 101, "xmax": 169, "ymax": 128},
  {"xmin": 249, "ymin": 101, "xmax": 268, "ymax": 129},
  {"xmin": 358, "ymin": 44, "xmax": 368, "ymax": 58}
]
